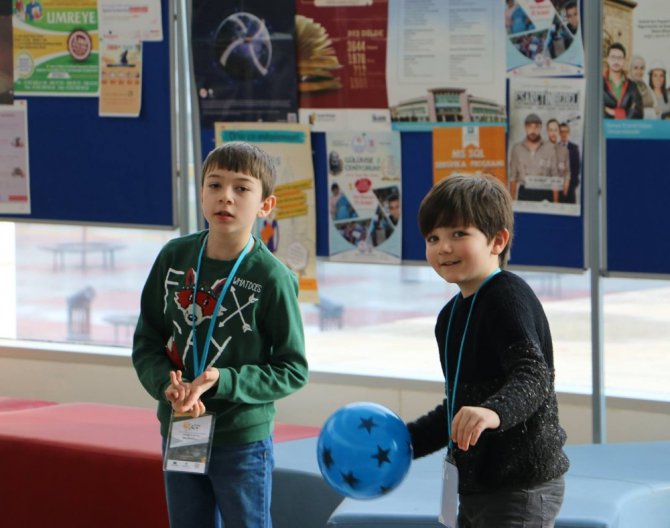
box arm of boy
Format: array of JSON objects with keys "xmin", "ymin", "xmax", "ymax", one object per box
[{"xmin": 451, "ymin": 406, "xmax": 501, "ymax": 451}]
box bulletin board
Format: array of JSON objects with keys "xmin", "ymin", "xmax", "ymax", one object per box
[{"xmin": 0, "ymin": 0, "xmax": 176, "ymax": 228}]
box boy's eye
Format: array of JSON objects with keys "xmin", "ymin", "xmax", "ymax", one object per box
[
  {"xmin": 453, "ymin": 231, "xmax": 466, "ymax": 238},
  {"xmin": 208, "ymin": 182, "xmax": 220, "ymax": 189},
  {"xmin": 236, "ymin": 186, "xmax": 249, "ymax": 192},
  {"xmin": 425, "ymin": 234, "xmax": 438, "ymax": 243}
]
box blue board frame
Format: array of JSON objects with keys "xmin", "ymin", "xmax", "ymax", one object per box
[{"xmin": 0, "ymin": 0, "xmax": 175, "ymax": 227}]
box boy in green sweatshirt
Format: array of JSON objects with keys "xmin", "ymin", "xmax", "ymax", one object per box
[{"xmin": 132, "ymin": 141, "xmax": 308, "ymax": 528}]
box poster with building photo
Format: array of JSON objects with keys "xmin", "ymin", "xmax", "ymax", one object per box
[
  {"xmin": 386, "ymin": 0, "xmax": 506, "ymax": 130},
  {"xmin": 508, "ymin": 77, "xmax": 584, "ymax": 216},
  {"xmin": 326, "ymin": 131, "xmax": 402, "ymax": 263},
  {"xmin": 296, "ymin": 0, "xmax": 390, "ymax": 131},
  {"xmin": 506, "ymin": 0, "xmax": 583, "ymax": 77},
  {"xmin": 215, "ymin": 122, "xmax": 318, "ymax": 303},
  {"xmin": 603, "ymin": 0, "xmax": 670, "ymax": 139},
  {"xmin": 192, "ymin": 0, "xmax": 298, "ymax": 127}
]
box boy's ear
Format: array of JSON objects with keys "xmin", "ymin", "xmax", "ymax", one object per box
[
  {"xmin": 257, "ymin": 195, "xmax": 276, "ymax": 218},
  {"xmin": 491, "ymin": 228, "xmax": 510, "ymax": 256}
]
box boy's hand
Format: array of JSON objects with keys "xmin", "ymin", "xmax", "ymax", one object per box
[
  {"xmin": 165, "ymin": 370, "xmax": 190, "ymax": 404},
  {"xmin": 179, "ymin": 367, "xmax": 220, "ymax": 415},
  {"xmin": 451, "ymin": 406, "xmax": 500, "ymax": 451}
]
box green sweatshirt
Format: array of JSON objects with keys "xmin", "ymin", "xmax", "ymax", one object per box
[{"xmin": 132, "ymin": 231, "xmax": 308, "ymax": 446}]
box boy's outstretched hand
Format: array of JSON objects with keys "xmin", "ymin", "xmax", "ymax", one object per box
[
  {"xmin": 451, "ymin": 406, "xmax": 500, "ymax": 451},
  {"xmin": 165, "ymin": 368, "xmax": 220, "ymax": 418}
]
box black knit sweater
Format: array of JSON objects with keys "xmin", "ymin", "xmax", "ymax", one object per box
[{"xmin": 407, "ymin": 271, "xmax": 569, "ymax": 494}]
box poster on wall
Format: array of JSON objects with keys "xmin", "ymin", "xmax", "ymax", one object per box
[
  {"xmin": 1, "ymin": 0, "xmax": 12, "ymax": 104},
  {"xmin": 97, "ymin": 0, "xmax": 163, "ymax": 42},
  {"xmin": 296, "ymin": 0, "xmax": 390, "ymax": 131},
  {"xmin": 13, "ymin": 0, "xmax": 99, "ymax": 96},
  {"xmin": 603, "ymin": 0, "xmax": 670, "ymax": 139},
  {"xmin": 386, "ymin": 0, "xmax": 506, "ymax": 131},
  {"xmin": 508, "ymin": 77, "xmax": 584, "ymax": 216},
  {"xmin": 326, "ymin": 131, "xmax": 402, "ymax": 263},
  {"xmin": 0, "ymin": 100, "xmax": 30, "ymax": 214},
  {"xmin": 433, "ymin": 125, "xmax": 507, "ymax": 186},
  {"xmin": 192, "ymin": 0, "xmax": 298, "ymax": 128},
  {"xmin": 98, "ymin": 35, "xmax": 142, "ymax": 117},
  {"xmin": 506, "ymin": 0, "xmax": 583, "ymax": 77},
  {"xmin": 215, "ymin": 122, "xmax": 318, "ymax": 303}
]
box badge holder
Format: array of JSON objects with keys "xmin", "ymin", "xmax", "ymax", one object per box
[
  {"xmin": 438, "ymin": 453, "xmax": 459, "ymax": 528},
  {"xmin": 164, "ymin": 411, "xmax": 216, "ymax": 474}
]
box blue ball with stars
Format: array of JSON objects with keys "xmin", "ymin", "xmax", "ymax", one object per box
[{"xmin": 317, "ymin": 402, "xmax": 413, "ymax": 500}]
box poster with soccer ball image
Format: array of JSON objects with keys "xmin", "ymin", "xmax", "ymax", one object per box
[{"xmin": 192, "ymin": 0, "xmax": 298, "ymax": 127}]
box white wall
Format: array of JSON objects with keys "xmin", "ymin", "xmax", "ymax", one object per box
[{"xmin": 1, "ymin": 341, "xmax": 669, "ymax": 445}]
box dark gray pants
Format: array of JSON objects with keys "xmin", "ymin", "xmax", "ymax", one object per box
[{"xmin": 457, "ymin": 477, "xmax": 565, "ymax": 528}]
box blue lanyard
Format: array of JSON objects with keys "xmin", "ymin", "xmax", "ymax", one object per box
[
  {"xmin": 191, "ymin": 233, "xmax": 253, "ymax": 377},
  {"xmin": 443, "ymin": 268, "xmax": 501, "ymax": 452}
]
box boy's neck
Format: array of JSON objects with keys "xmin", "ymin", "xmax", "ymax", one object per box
[
  {"xmin": 459, "ymin": 263, "xmax": 501, "ymax": 299},
  {"xmin": 206, "ymin": 231, "xmax": 253, "ymax": 261}
]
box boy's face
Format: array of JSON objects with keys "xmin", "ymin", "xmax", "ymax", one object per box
[
  {"xmin": 424, "ymin": 224, "xmax": 508, "ymax": 297},
  {"xmin": 201, "ymin": 167, "xmax": 275, "ymax": 243}
]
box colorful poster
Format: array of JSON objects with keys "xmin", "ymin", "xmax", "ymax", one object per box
[
  {"xmin": 326, "ymin": 131, "xmax": 402, "ymax": 263},
  {"xmin": 506, "ymin": 0, "xmax": 584, "ymax": 77},
  {"xmin": 433, "ymin": 125, "xmax": 507, "ymax": 186},
  {"xmin": 192, "ymin": 0, "xmax": 298, "ymax": 127},
  {"xmin": 1, "ymin": 0, "xmax": 12, "ymax": 104},
  {"xmin": 98, "ymin": 35, "xmax": 142, "ymax": 117},
  {"xmin": 508, "ymin": 77, "xmax": 585, "ymax": 216},
  {"xmin": 386, "ymin": 0, "xmax": 506, "ymax": 131},
  {"xmin": 0, "ymin": 100, "xmax": 30, "ymax": 214},
  {"xmin": 296, "ymin": 0, "xmax": 390, "ymax": 131},
  {"xmin": 215, "ymin": 123, "xmax": 318, "ymax": 303},
  {"xmin": 13, "ymin": 0, "xmax": 99, "ymax": 96},
  {"xmin": 603, "ymin": 0, "xmax": 670, "ymax": 139}
]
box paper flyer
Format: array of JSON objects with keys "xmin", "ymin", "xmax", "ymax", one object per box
[
  {"xmin": 386, "ymin": 0, "xmax": 506, "ymax": 131},
  {"xmin": 98, "ymin": 35, "xmax": 142, "ymax": 117},
  {"xmin": 508, "ymin": 77, "xmax": 585, "ymax": 216},
  {"xmin": 13, "ymin": 0, "xmax": 99, "ymax": 96},
  {"xmin": 97, "ymin": 0, "xmax": 162, "ymax": 42},
  {"xmin": 296, "ymin": 0, "xmax": 390, "ymax": 131},
  {"xmin": 215, "ymin": 122, "xmax": 319, "ymax": 303},
  {"xmin": 0, "ymin": 100, "xmax": 30, "ymax": 214},
  {"xmin": 192, "ymin": 0, "xmax": 298, "ymax": 127},
  {"xmin": 326, "ymin": 131, "xmax": 402, "ymax": 263},
  {"xmin": 506, "ymin": 0, "xmax": 584, "ymax": 77},
  {"xmin": 433, "ymin": 125, "xmax": 507, "ymax": 186}
]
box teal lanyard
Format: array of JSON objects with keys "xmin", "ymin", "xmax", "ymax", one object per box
[
  {"xmin": 191, "ymin": 233, "xmax": 253, "ymax": 377},
  {"xmin": 443, "ymin": 268, "xmax": 501, "ymax": 452}
]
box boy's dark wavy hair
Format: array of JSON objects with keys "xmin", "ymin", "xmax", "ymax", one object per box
[{"xmin": 418, "ymin": 174, "xmax": 514, "ymax": 267}]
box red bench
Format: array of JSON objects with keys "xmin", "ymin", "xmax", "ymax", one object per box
[{"xmin": 0, "ymin": 402, "xmax": 319, "ymax": 528}]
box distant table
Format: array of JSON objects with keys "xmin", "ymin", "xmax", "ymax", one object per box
[
  {"xmin": 103, "ymin": 313, "xmax": 139, "ymax": 343},
  {"xmin": 41, "ymin": 242, "xmax": 126, "ymax": 270}
]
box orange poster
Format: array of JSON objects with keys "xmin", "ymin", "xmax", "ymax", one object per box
[{"xmin": 432, "ymin": 125, "xmax": 507, "ymax": 186}]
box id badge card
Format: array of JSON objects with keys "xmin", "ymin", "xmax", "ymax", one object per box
[
  {"xmin": 438, "ymin": 454, "xmax": 459, "ymax": 528},
  {"xmin": 164, "ymin": 411, "xmax": 215, "ymax": 474}
]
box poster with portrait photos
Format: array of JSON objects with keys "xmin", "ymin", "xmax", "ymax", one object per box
[
  {"xmin": 326, "ymin": 131, "xmax": 402, "ymax": 264},
  {"xmin": 508, "ymin": 77, "xmax": 585, "ymax": 216},
  {"xmin": 506, "ymin": 0, "xmax": 583, "ymax": 77}
]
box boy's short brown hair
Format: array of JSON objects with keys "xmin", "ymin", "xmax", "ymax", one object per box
[
  {"xmin": 418, "ymin": 174, "xmax": 514, "ymax": 266},
  {"xmin": 201, "ymin": 141, "xmax": 277, "ymax": 199}
]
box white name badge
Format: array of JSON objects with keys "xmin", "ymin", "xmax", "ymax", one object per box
[
  {"xmin": 164, "ymin": 411, "xmax": 215, "ymax": 474},
  {"xmin": 438, "ymin": 454, "xmax": 459, "ymax": 528}
]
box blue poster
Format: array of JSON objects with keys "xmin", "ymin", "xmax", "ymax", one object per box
[{"xmin": 192, "ymin": 0, "xmax": 298, "ymax": 126}]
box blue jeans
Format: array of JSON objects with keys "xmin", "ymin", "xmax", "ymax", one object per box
[
  {"xmin": 163, "ymin": 437, "xmax": 274, "ymax": 528},
  {"xmin": 457, "ymin": 477, "xmax": 565, "ymax": 528}
]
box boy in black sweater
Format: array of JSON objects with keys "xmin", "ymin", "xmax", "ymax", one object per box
[{"xmin": 407, "ymin": 174, "xmax": 569, "ymax": 527}]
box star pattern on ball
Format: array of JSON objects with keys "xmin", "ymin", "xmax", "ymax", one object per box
[
  {"xmin": 358, "ymin": 416, "xmax": 378, "ymax": 434},
  {"xmin": 371, "ymin": 445, "xmax": 391, "ymax": 467},
  {"xmin": 341, "ymin": 470, "xmax": 360, "ymax": 489},
  {"xmin": 321, "ymin": 446, "xmax": 335, "ymax": 470}
]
